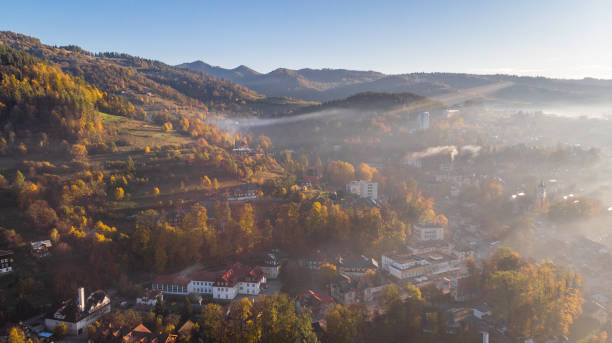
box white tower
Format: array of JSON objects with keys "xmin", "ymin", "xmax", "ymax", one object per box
[
  {"xmin": 77, "ymin": 287, "xmax": 86, "ymax": 312},
  {"xmin": 537, "ymin": 180, "xmax": 546, "ymax": 207},
  {"xmin": 418, "ymin": 112, "xmax": 430, "ymax": 130}
]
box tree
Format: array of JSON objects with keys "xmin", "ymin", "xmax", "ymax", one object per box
[
  {"xmin": 325, "ymin": 304, "xmax": 365, "ymax": 343},
  {"xmin": 200, "ymin": 303, "xmax": 224, "ymax": 342},
  {"xmin": 50, "ymin": 228, "xmax": 60, "ymax": 243},
  {"xmin": 153, "ymin": 187, "xmax": 160, "ymax": 197},
  {"xmin": 357, "ymin": 162, "xmax": 377, "ymax": 180},
  {"xmin": 53, "ymin": 323, "xmax": 68, "ymax": 338},
  {"xmin": 326, "ymin": 160, "xmax": 355, "ymax": 186},
  {"xmin": 154, "ymin": 295, "xmax": 165, "ymax": 316},
  {"xmin": 8, "ymin": 327, "xmax": 27, "ymax": 343},
  {"xmin": 70, "ymin": 144, "xmax": 87, "ymax": 159},
  {"xmin": 113, "ymin": 187, "xmax": 125, "ymax": 200}
]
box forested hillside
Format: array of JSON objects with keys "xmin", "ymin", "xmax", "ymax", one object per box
[
  {"xmin": 0, "ymin": 31, "xmax": 311, "ymax": 118},
  {"xmin": 0, "ymin": 44, "xmax": 103, "ymax": 144}
]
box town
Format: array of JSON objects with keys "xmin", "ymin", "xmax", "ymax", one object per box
[{"xmin": 3, "ymin": 4, "xmax": 612, "ymax": 342}]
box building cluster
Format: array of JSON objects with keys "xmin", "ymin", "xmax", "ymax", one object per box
[
  {"xmin": 153, "ymin": 262, "xmax": 266, "ymax": 300},
  {"xmin": 381, "ymin": 223, "xmax": 473, "ymax": 300},
  {"xmin": 44, "ymin": 287, "xmax": 111, "ymax": 336},
  {"xmin": 92, "ymin": 322, "xmax": 178, "ymax": 343}
]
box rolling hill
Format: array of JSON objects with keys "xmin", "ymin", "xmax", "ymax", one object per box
[{"xmin": 178, "ymin": 60, "xmax": 612, "ymax": 107}]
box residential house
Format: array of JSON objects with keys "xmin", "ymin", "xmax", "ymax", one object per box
[
  {"xmin": 330, "ymin": 273, "xmax": 390, "ymax": 305},
  {"xmin": 257, "ymin": 250, "xmax": 282, "ymax": 279},
  {"xmin": 136, "ymin": 289, "xmax": 162, "ymax": 307},
  {"xmin": 93, "ymin": 322, "xmax": 177, "ymax": 342},
  {"xmin": 44, "ymin": 288, "xmax": 111, "ymax": 336},
  {"xmin": 298, "ymin": 250, "xmax": 328, "ymax": 270},
  {"xmin": 335, "ymin": 255, "xmax": 378, "ymax": 277},
  {"xmin": 31, "ymin": 240, "xmax": 52, "ymax": 258},
  {"xmin": 296, "ymin": 290, "xmax": 335, "ymax": 321},
  {"xmin": 0, "ymin": 250, "xmax": 14, "ymax": 274},
  {"xmin": 227, "ymin": 183, "xmax": 259, "ymax": 201}
]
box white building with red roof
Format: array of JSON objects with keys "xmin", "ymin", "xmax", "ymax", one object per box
[{"xmin": 153, "ymin": 262, "xmax": 266, "ymax": 300}]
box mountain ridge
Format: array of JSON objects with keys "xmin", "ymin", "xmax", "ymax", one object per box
[{"xmin": 177, "ymin": 60, "xmax": 612, "ymax": 105}]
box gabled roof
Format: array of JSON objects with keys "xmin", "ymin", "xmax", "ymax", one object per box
[{"xmin": 177, "ymin": 320, "xmax": 195, "ymax": 334}]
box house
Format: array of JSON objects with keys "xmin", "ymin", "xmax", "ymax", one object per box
[
  {"xmin": 136, "ymin": 289, "xmax": 162, "ymax": 307},
  {"xmin": 473, "ymin": 303, "xmax": 492, "ymax": 319},
  {"xmin": 335, "ymin": 255, "xmax": 378, "ymax": 277},
  {"xmin": 31, "ymin": 240, "xmax": 52, "ymax": 258},
  {"xmin": 330, "ymin": 273, "xmax": 390, "ymax": 305},
  {"xmin": 413, "ymin": 223, "xmax": 445, "ymax": 241},
  {"xmin": 93, "ymin": 322, "xmax": 177, "ymax": 342},
  {"xmin": 298, "ymin": 250, "xmax": 328, "ymax": 270},
  {"xmin": 296, "ymin": 290, "xmax": 335, "ymax": 321},
  {"xmin": 446, "ymin": 307, "xmax": 472, "ymax": 330},
  {"xmin": 0, "ymin": 250, "xmax": 14, "ymax": 274},
  {"xmin": 153, "ymin": 263, "xmax": 266, "ymax": 300},
  {"xmin": 227, "ymin": 183, "xmax": 259, "ymax": 201},
  {"xmin": 44, "ymin": 288, "xmax": 111, "ymax": 336},
  {"xmin": 257, "ymin": 250, "xmax": 282, "ymax": 279},
  {"xmin": 346, "ymin": 180, "xmax": 378, "ymax": 200},
  {"xmin": 212, "ymin": 263, "xmax": 265, "ymax": 300},
  {"xmin": 166, "ymin": 207, "xmax": 186, "ymax": 227}
]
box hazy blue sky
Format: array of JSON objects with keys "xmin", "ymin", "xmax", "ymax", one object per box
[{"xmin": 3, "ymin": 0, "xmax": 612, "ymax": 78}]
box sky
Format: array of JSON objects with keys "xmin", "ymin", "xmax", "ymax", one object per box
[{"xmin": 3, "ymin": 0, "xmax": 612, "ymax": 79}]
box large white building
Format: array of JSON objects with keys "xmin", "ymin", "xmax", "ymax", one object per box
[
  {"xmin": 381, "ymin": 253, "xmax": 428, "ymax": 280},
  {"xmin": 346, "ymin": 180, "xmax": 378, "ymax": 200},
  {"xmin": 153, "ymin": 262, "xmax": 266, "ymax": 300},
  {"xmin": 413, "ymin": 224, "xmax": 445, "ymax": 241},
  {"xmin": 45, "ymin": 288, "xmax": 111, "ymax": 336},
  {"xmin": 382, "ymin": 251, "xmax": 461, "ymax": 280},
  {"xmin": 418, "ymin": 112, "xmax": 430, "ymax": 130}
]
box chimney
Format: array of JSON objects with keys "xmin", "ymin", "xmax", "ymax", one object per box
[
  {"xmin": 482, "ymin": 331, "xmax": 489, "ymax": 343},
  {"xmin": 77, "ymin": 287, "xmax": 86, "ymax": 312}
]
